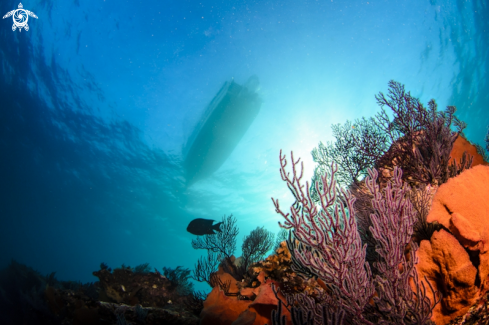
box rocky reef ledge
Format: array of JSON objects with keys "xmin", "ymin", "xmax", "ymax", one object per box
[{"xmin": 0, "ymin": 261, "xmax": 200, "ymax": 325}]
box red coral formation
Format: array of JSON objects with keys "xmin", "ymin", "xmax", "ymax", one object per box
[
  {"xmin": 200, "ymin": 244, "xmax": 296, "ymax": 325},
  {"xmin": 447, "ymin": 291, "xmax": 489, "ymax": 324},
  {"xmin": 449, "ymin": 135, "xmax": 489, "ymax": 168},
  {"xmin": 416, "ymin": 165, "xmax": 489, "ymax": 324},
  {"xmin": 200, "ymin": 272, "xmax": 291, "ymax": 325},
  {"xmin": 416, "ymin": 229, "xmax": 479, "ymax": 325}
]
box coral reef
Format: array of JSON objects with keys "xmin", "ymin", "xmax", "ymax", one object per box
[
  {"xmin": 0, "ymin": 260, "xmax": 62, "ymax": 324},
  {"xmin": 260, "ymin": 82, "xmax": 489, "ymax": 324},
  {"xmin": 192, "ymin": 214, "xmax": 275, "ymax": 285},
  {"xmin": 3, "ymin": 82, "xmax": 488, "ymax": 325},
  {"xmin": 196, "ymin": 82, "xmax": 489, "ymax": 325},
  {"xmin": 0, "ymin": 261, "xmax": 201, "ymax": 325},
  {"xmin": 416, "ymin": 165, "xmax": 489, "ymax": 324},
  {"xmin": 449, "ymin": 135, "xmax": 489, "ymax": 168},
  {"xmin": 272, "ymin": 151, "xmax": 438, "ymax": 324},
  {"xmin": 311, "ymin": 117, "xmax": 387, "ymax": 187},
  {"xmin": 199, "ymin": 241, "xmax": 314, "ymax": 325},
  {"xmin": 312, "ymin": 81, "xmax": 469, "ymax": 190},
  {"xmin": 372, "ymin": 81, "xmax": 468, "ymax": 188},
  {"xmin": 447, "ymin": 290, "xmax": 489, "ymax": 325},
  {"xmin": 94, "ymin": 265, "xmax": 190, "ymax": 308}
]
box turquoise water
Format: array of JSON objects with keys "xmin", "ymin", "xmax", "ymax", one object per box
[{"xmin": 0, "ymin": 0, "xmax": 487, "ymax": 294}]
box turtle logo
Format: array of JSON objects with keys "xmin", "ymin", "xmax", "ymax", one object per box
[{"xmin": 3, "ymin": 3, "xmax": 38, "ymax": 32}]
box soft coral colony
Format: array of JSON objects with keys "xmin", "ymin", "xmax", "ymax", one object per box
[
  {"xmin": 265, "ymin": 80, "xmax": 489, "ymax": 325},
  {"xmin": 272, "ymin": 154, "xmax": 437, "ymax": 325},
  {"xmin": 191, "ymin": 81, "xmax": 489, "ymax": 325}
]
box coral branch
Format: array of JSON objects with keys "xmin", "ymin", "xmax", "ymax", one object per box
[
  {"xmin": 272, "ymin": 151, "xmax": 439, "ymax": 324},
  {"xmin": 272, "ymin": 151, "xmax": 374, "ymax": 323}
]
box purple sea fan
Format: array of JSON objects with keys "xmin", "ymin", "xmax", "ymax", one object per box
[
  {"xmin": 271, "ymin": 151, "xmax": 439, "ymax": 325},
  {"xmin": 365, "ymin": 167, "xmax": 439, "ymax": 324},
  {"xmin": 272, "ymin": 150, "xmax": 374, "ymax": 322}
]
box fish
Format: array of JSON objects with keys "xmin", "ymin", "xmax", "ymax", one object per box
[{"xmin": 186, "ymin": 218, "xmax": 223, "ymax": 236}]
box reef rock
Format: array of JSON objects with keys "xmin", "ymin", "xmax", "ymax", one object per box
[
  {"xmin": 449, "ymin": 135, "xmax": 489, "ymax": 168},
  {"xmin": 199, "ymin": 274, "xmax": 290, "ymax": 325},
  {"xmin": 200, "ymin": 243, "xmax": 297, "ymax": 325},
  {"xmin": 200, "ymin": 286, "xmax": 253, "ymax": 325},
  {"xmin": 447, "ymin": 290, "xmax": 489, "ymax": 324},
  {"xmin": 0, "ymin": 261, "xmax": 200, "ymax": 325},
  {"xmin": 416, "ymin": 165, "xmax": 489, "ymax": 324}
]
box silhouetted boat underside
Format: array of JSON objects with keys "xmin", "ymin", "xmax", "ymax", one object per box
[{"xmin": 183, "ymin": 76, "xmax": 262, "ymax": 185}]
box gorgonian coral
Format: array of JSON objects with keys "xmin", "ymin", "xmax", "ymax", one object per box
[
  {"xmin": 372, "ymin": 81, "xmax": 469, "ymax": 187},
  {"xmin": 312, "ymin": 81, "xmax": 470, "ymax": 191},
  {"xmin": 271, "ymin": 151, "xmax": 439, "ymax": 325}
]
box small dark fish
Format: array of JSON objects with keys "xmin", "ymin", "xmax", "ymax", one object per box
[{"xmin": 187, "ymin": 218, "xmax": 223, "ymax": 236}]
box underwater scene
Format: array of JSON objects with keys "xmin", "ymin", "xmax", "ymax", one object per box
[{"xmin": 1, "ymin": 0, "xmax": 489, "ymax": 324}]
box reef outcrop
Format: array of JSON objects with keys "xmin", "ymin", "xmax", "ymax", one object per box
[
  {"xmin": 0, "ymin": 261, "xmax": 200, "ymax": 325},
  {"xmin": 199, "ymin": 242, "xmax": 311, "ymax": 325},
  {"xmin": 449, "ymin": 135, "xmax": 489, "ymax": 168},
  {"xmin": 416, "ymin": 165, "xmax": 489, "ymax": 324}
]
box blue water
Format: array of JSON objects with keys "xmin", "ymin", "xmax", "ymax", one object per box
[{"xmin": 0, "ymin": 0, "xmax": 487, "ymax": 294}]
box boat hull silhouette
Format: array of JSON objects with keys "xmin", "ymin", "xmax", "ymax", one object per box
[{"xmin": 183, "ymin": 76, "xmax": 261, "ymax": 185}]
